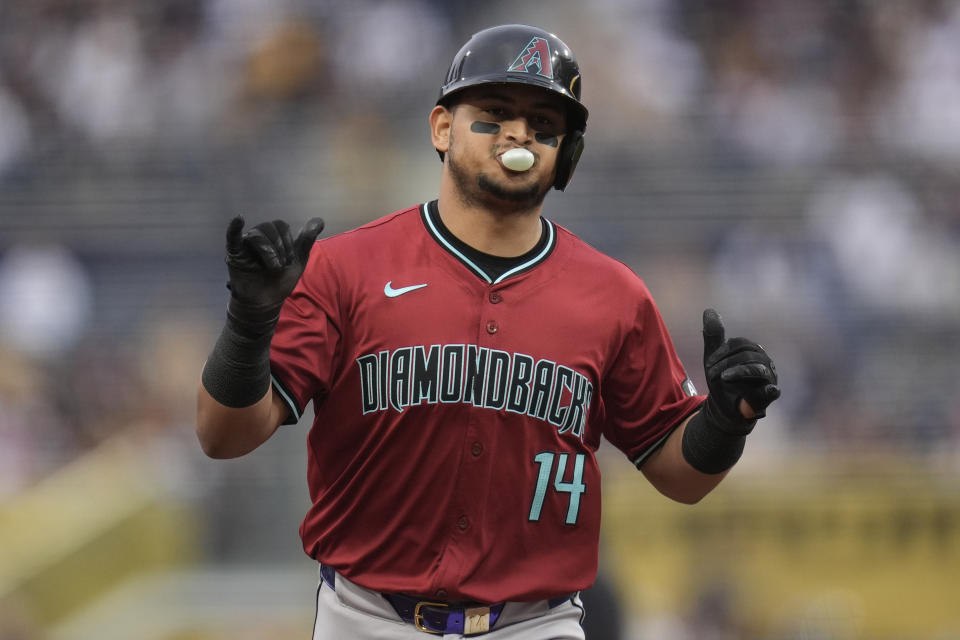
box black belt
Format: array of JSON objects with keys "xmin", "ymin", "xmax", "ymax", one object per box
[{"xmin": 320, "ymin": 564, "xmax": 571, "ymax": 636}]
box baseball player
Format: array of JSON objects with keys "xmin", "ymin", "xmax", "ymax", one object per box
[{"xmin": 196, "ymin": 24, "xmax": 780, "ymax": 639}]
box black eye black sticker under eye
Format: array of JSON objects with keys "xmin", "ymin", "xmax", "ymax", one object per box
[
  {"xmin": 471, "ymin": 121, "xmax": 501, "ymax": 134},
  {"xmin": 535, "ymin": 133, "xmax": 559, "ymax": 147}
]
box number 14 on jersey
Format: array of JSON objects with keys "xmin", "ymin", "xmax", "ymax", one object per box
[{"xmin": 528, "ymin": 452, "xmax": 586, "ymax": 525}]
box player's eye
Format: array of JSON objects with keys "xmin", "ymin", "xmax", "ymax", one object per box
[
  {"xmin": 484, "ymin": 107, "xmax": 508, "ymax": 118},
  {"xmin": 531, "ymin": 114, "xmax": 564, "ymax": 135}
]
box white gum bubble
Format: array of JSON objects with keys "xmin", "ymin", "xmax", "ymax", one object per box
[{"xmin": 500, "ymin": 148, "xmax": 535, "ymax": 171}]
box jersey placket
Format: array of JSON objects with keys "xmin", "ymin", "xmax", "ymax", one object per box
[{"xmin": 433, "ymin": 284, "xmax": 507, "ymax": 598}]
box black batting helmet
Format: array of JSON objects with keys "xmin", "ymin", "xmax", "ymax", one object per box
[{"xmin": 436, "ymin": 24, "xmax": 587, "ymax": 190}]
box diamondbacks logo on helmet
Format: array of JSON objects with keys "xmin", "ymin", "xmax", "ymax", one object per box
[{"xmin": 508, "ymin": 36, "xmax": 553, "ymax": 79}]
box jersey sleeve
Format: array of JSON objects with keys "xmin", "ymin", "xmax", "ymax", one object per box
[
  {"xmin": 601, "ymin": 287, "xmax": 705, "ymax": 467},
  {"xmin": 269, "ymin": 248, "xmax": 342, "ymax": 425}
]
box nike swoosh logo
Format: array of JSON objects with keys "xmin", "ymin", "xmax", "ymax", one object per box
[{"xmin": 384, "ymin": 281, "xmax": 428, "ymax": 297}]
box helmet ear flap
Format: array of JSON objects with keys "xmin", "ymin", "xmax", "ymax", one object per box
[{"xmin": 553, "ymin": 129, "xmax": 584, "ymax": 191}]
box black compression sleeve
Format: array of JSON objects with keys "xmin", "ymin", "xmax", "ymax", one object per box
[
  {"xmin": 681, "ymin": 408, "xmax": 747, "ymax": 474},
  {"xmin": 200, "ymin": 308, "xmax": 275, "ymax": 408}
]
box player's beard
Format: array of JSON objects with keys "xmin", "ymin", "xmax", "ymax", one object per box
[{"xmin": 447, "ymin": 133, "xmax": 551, "ymax": 215}]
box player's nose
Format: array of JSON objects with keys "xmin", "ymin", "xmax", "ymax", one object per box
[{"xmin": 501, "ymin": 117, "xmax": 534, "ymax": 144}]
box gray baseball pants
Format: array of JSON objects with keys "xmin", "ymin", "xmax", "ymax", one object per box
[{"xmin": 312, "ymin": 565, "xmax": 585, "ymax": 639}]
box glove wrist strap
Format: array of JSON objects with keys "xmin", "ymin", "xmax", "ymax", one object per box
[
  {"xmin": 226, "ymin": 295, "xmax": 283, "ymax": 340},
  {"xmin": 701, "ymin": 395, "xmax": 757, "ymax": 436}
]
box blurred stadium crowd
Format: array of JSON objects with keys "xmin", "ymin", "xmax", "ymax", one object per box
[{"xmin": 1, "ymin": 0, "xmax": 960, "ymax": 636}]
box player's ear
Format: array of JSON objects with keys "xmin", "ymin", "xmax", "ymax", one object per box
[{"xmin": 429, "ymin": 105, "xmax": 452, "ymax": 156}]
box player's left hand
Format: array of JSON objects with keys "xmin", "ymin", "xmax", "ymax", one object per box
[{"xmin": 700, "ymin": 308, "xmax": 780, "ymax": 435}]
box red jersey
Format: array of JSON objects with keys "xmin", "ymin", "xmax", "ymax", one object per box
[{"xmin": 269, "ymin": 201, "xmax": 703, "ymax": 603}]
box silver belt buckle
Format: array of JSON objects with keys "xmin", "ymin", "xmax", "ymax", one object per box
[{"xmin": 464, "ymin": 606, "xmax": 491, "ymax": 635}]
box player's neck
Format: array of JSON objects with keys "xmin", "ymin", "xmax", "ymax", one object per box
[{"xmin": 436, "ymin": 189, "xmax": 544, "ymax": 258}]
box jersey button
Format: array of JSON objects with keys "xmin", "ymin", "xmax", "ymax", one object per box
[
  {"xmin": 489, "ymin": 291, "xmax": 503, "ymax": 304},
  {"xmin": 471, "ymin": 442, "xmax": 483, "ymax": 457},
  {"xmin": 436, "ymin": 589, "xmax": 448, "ymax": 599},
  {"xmin": 486, "ymin": 320, "xmax": 498, "ymax": 334},
  {"xmin": 457, "ymin": 515, "xmax": 469, "ymax": 530}
]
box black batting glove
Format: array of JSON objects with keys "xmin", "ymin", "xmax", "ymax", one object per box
[
  {"xmin": 224, "ymin": 216, "xmax": 325, "ymax": 338},
  {"xmin": 700, "ymin": 308, "xmax": 780, "ymax": 435}
]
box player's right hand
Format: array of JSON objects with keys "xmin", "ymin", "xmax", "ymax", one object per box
[
  {"xmin": 223, "ymin": 216, "xmax": 325, "ymax": 335},
  {"xmin": 700, "ymin": 308, "xmax": 780, "ymax": 435}
]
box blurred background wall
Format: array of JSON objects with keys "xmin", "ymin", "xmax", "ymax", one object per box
[{"xmin": 1, "ymin": 0, "xmax": 959, "ymax": 638}]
